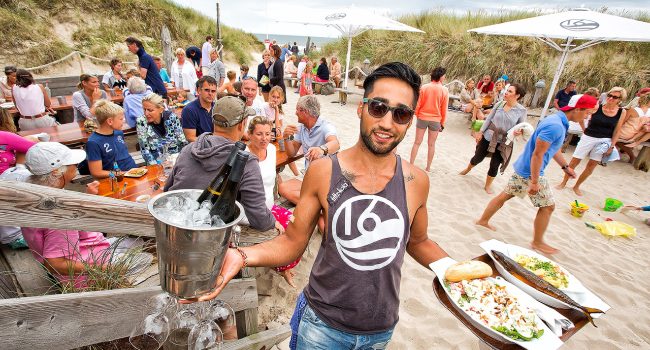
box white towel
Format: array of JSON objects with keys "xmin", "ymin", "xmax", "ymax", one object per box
[{"xmin": 506, "ymin": 122, "xmax": 535, "ymax": 145}]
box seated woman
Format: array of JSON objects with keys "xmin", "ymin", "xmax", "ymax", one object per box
[
  {"xmin": 136, "ymin": 93, "xmax": 188, "ymax": 165},
  {"xmin": 21, "ymin": 142, "xmax": 110, "ymax": 289},
  {"xmin": 283, "ymin": 55, "xmax": 298, "ymax": 87},
  {"xmin": 621, "ymin": 93, "xmax": 650, "ymax": 149},
  {"xmin": 245, "ymin": 116, "xmax": 299, "ymax": 287},
  {"xmin": 460, "ymin": 83, "xmax": 527, "ymax": 194},
  {"xmin": 12, "ymin": 69, "xmax": 56, "ymax": 131},
  {"xmin": 314, "ymin": 57, "xmax": 329, "ymax": 83},
  {"xmin": 459, "ymin": 78, "xmax": 483, "ymax": 122},
  {"xmin": 123, "ymin": 77, "xmax": 152, "ymax": 128},
  {"xmin": 101, "ymin": 58, "xmax": 127, "ymax": 92},
  {"xmin": 72, "ymin": 74, "xmax": 107, "ymax": 123},
  {"xmin": 217, "ymin": 71, "xmax": 239, "ymax": 96}
]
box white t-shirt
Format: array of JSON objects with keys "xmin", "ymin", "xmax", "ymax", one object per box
[
  {"xmin": 170, "ymin": 60, "xmax": 198, "ymax": 94},
  {"xmin": 201, "ymin": 41, "xmax": 213, "ymax": 67},
  {"xmin": 245, "ymin": 143, "xmax": 276, "ymax": 209}
]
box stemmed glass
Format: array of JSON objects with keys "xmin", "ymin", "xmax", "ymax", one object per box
[
  {"xmin": 187, "ymin": 319, "xmax": 224, "ymax": 350},
  {"xmin": 168, "ymin": 303, "xmax": 202, "ymax": 347},
  {"xmin": 129, "ymin": 293, "xmax": 177, "ymax": 349}
]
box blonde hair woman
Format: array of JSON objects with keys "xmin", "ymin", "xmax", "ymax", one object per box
[
  {"xmin": 460, "ymin": 78, "xmax": 483, "ymax": 122},
  {"xmin": 557, "ymin": 87, "xmax": 627, "ymax": 195},
  {"xmin": 257, "ymin": 49, "xmax": 272, "ymax": 101},
  {"xmin": 170, "ymin": 47, "xmax": 198, "ymax": 95},
  {"xmin": 136, "ymin": 93, "xmax": 187, "ymax": 165}
]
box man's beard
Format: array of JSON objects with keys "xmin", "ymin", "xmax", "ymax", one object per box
[{"xmin": 360, "ymin": 127, "xmax": 403, "ymax": 156}]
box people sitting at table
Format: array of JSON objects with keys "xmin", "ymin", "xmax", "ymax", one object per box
[
  {"xmin": 165, "ymin": 96, "xmax": 275, "ymax": 231},
  {"xmin": 153, "ymin": 56, "xmax": 171, "ymax": 84},
  {"xmin": 619, "ymin": 93, "xmax": 650, "ymax": 152},
  {"xmin": 182, "ymin": 76, "xmax": 218, "ymax": 142},
  {"xmin": 136, "ymin": 93, "xmax": 187, "ymax": 165},
  {"xmin": 83, "ymin": 100, "xmax": 136, "ymax": 179},
  {"xmin": 314, "ymin": 57, "xmax": 330, "ymax": 83},
  {"xmin": 13, "ymin": 69, "xmax": 56, "ymax": 131},
  {"xmin": 72, "ymin": 74, "xmax": 107, "ymax": 123},
  {"xmin": 0, "ymin": 130, "xmax": 35, "ymax": 175},
  {"xmin": 240, "ymin": 76, "xmax": 265, "ymax": 120},
  {"xmin": 22, "ymin": 141, "xmax": 110, "ymax": 288},
  {"xmin": 122, "ymin": 77, "xmax": 152, "ymax": 128},
  {"xmin": 245, "ymin": 116, "xmax": 299, "ymax": 286},
  {"xmin": 278, "ymin": 95, "xmax": 340, "ymax": 205},
  {"xmin": 329, "ymin": 56, "xmax": 342, "ymax": 87},
  {"xmin": 217, "ymin": 71, "xmax": 239, "ymax": 97},
  {"xmin": 171, "ymin": 48, "xmax": 199, "ymax": 96},
  {"xmin": 1, "ymin": 65, "xmax": 17, "ymax": 101},
  {"xmin": 102, "ymin": 58, "xmax": 127, "ymax": 92}
]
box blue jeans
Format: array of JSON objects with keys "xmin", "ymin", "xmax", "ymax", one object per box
[{"xmin": 296, "ymin": 304, "xmax": 394, "ymax": 350}]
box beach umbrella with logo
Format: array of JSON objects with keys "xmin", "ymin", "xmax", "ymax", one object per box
[
  {"xmin": 469, "ymin": 8, "xmax": 650, "ymax": 117},
  {"xmin": 277, "ymin": 6, "xmax": 424, "ymax": 90}
]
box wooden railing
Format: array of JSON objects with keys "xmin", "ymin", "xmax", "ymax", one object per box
[{"xmin": 0, "ymin": 180, "xmax": 290, "ymax": 349}]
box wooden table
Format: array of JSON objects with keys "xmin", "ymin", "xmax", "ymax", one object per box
[
  {"xmin": 433, "ymin": 254, "xmax": 588, "ymax": 349},
  {"xmin": 274, "ymin": 140, "xmax": 303, "ymax": 169},
  {"xmin": 98, "ymin": 165, "xmax": 163, "ymax": 202},
  {"xmin": 18, "ymin": 121, "xmax": 135, "ymax": 148},
  {"xmin": 98, "ymin": 143, "xmax": 304, "ymax": 202}
]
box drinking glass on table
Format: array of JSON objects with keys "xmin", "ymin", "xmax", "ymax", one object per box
[{"xmin": 156, "ymin": 142, "xmax": 173, "ymax": 183}]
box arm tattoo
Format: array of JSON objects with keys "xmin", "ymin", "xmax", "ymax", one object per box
[
  {"xmin": 341, "ymin": 169, "xmax": 357, "ymax": 183},
  {"xmin": 405, "ymin": 173, "xmax": 415, "ymax": 182}
]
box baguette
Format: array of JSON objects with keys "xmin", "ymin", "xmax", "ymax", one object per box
[{"xmin": 445, "ymin": 261, "xmax": 492, "ymax": 282}]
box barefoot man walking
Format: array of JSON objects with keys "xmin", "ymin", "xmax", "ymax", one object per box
[
  {"xmin": 476, "ymin": 94, "xmax": 597, "ymax": 254},
  {"xmin": 190, "ymin": 62, "xmax": 450, "ymax": 349}
]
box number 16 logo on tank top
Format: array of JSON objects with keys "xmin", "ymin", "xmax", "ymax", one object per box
[{"xmin": 331, "ymin": 195, "xmax": 405, "ymax": 271}]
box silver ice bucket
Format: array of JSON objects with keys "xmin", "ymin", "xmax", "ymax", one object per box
[{"xmin": 148, "ymin": 189, "xmax": 245, "ymax": 299}]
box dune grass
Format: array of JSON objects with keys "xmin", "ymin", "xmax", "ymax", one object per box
[
  {"xmin": 322, "ymin": 8, "xmax": 650, "ymax": 97},
  {"xmin": 1, "ymin": 0, "xmax": 262, "ymax": 67}
]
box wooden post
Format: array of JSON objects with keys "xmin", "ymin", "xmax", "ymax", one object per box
[
  {"xmin": 305, "ymin": 37, "xmax": 311, "ymax": 55},
  {"xmin": 161, "ymin": 25, "xmax": 173, "ymax": 74},
  {"xmin": 76, "ymin": 52, "xmax": 84, "ymax": 74},
  {"xmin": 216, "ymin": 1, "xmax": 223, "ymax": 58},
  {"xmin": 235, "ymin": 268, "xmax": 258, "ymax": 338}
]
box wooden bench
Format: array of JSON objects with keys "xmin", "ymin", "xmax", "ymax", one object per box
[
  {"xmin": 333, "ymin": 88, "xmax": 364, "ymax": 105},
  {"xmin": 0, "ymin": 180, "xmax": 291, "ymax": 349},
  {"xmin": 284, "ymin": 77, "xmax": 298, "ymax": 88},
  {"xmin": 312, "ymin": 81, "xmax": 328, "ymax": 94}
]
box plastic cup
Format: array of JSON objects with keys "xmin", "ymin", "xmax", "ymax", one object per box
[
  {"xmin": 57, "ymin": 96, "xmax": 66, "ymax": 105},
  {"xmin": 604, "ymin": 198, "xmax": 623, "ymax": 212},
  {"xmin": 471, "ymin": 120, "xmax": 484, "ymax": 132},
  {"xmin": 570, "ymin": 202, "xmax": 589, "ymax": 218}
]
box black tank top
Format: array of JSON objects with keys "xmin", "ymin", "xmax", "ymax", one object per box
[
  {"xmin": 303, "ymin": 154, "xmax": 410, "ymax": 334},
  {"xmin": 585, "ymin": 106, "xmax": 622, "ymax": 139}
]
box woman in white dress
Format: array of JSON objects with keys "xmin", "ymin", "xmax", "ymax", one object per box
[{"xmin": 170, "ymin": 48, "xmax": 198, "ymax": 95}]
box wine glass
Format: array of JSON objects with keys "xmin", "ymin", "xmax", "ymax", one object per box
[
  {"xmin": 205, "ymin": 300, "xmax": 235, "ymax": 327},
  {"xmin": 128, "ymin": 312, "xmax": 170, "ymax": 350},
  {"xmin": 168, "ymin": 304, "xmax": 202, "ymax": 347},
  {"xmin": 144, "ymin": 292, "xmax": 178, "ymax": 318},
  {"xmin": 187, "ymin": 320, "xmax": 223, "ymax": 350}
]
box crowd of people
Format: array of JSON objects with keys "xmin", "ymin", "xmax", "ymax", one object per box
[{"xmin": 1, "ymin": 32, "xmax": 650, "ymax": 349}]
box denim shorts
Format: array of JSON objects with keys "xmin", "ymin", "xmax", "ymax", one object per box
[{"xmin": 296, "ymin": 304, "xmax": 394, "ymax": 350}]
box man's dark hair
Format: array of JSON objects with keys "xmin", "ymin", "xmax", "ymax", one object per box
[
  {"xmin": 125, "ymin": 36, "xmax": 143, "ymax": 48},
  {"xmin": 197, "ymin": 75, "xmax": 218, "ymax": 89},
  {"xmin": 15, "ymin": 69, "xmax": 34, "ymax": 88},
  {"xmin": 363, "ymin": 62, "xmax": 421, "ymax": 107},
  {"xmin": 567, "ymin": 80, "xmax": 576, "ymax": 86},
  {"xmin": 206, "ymin": 35, "xmax": 213, "ymax": 41},
  {"xmin": 511, "ymin": 83, "xmax": 526, "ymax": 100},
  {"xmin": 430, "ymin": 66, "xmax": 446, "ymax": 82},
  {"xmin": 4, "ymin": 66, "xmax": 17, "ymax": 75}
]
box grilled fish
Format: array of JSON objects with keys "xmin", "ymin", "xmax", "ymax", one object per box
[{"xmin": 491, "ymin": 250, "xmax": 604, "ymax": 327}]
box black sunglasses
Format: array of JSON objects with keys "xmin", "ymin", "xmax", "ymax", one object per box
[
  {"xmin": 607, "ymin": 94, "xmax": 621, "ymax": 100},
  {"xmin": 362, "ymin": 98, "xmax": 414, "ymax": 125}
]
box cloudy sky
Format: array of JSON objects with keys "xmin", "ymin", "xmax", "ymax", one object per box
[{"xmin": 172, "ymin": 0, "xmax": 650, "ymax": 37}]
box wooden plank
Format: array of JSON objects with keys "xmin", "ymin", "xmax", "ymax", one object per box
[
  {"xmin": 0, "ymin": 180, "xmax": 156, "ymax": 237},
  {"xmin": 0, "ymin": 279, "xmax": 258, "ymax": 350},
  {"xmin": 236, "ymin": 268, "xmax": 259, "ymax": 339},
  {"xmin": 0, "ymin": 245, "xmax": 53, "ymax": 297},
  {"xmin": 223, "ymin": 325, "xmax": 291, "ymax": 350},
  {"xmin": 0, "ymin": 248, "xmax": 20, "ymax": 299}
]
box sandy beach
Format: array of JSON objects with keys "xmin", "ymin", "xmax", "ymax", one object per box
[{"xmin": 252, "ymin": 78, "xmax": 650, "ymax": 349}]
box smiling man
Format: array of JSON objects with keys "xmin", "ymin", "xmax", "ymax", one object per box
[{"xmin": 195, "ymin": 62, "xmax": 450, "ymax": 349}]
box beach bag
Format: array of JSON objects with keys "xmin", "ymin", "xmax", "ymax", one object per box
[{"xmin": 320, "ymin": 82, "xmax": 335, "ymax": 95}]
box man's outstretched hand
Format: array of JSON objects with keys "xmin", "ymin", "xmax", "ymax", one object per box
[{"xmin": 179, "ymin": 248, "xmax": 244, "ymax": 304}]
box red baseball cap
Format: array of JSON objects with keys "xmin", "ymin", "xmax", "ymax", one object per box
[
  {"xmin": 636, "ymin": 87, "xmax": 650, "ymax": 97},
  {"xmin": 560, "ymin": 94, "xmax": 598, "ymax": 112}
]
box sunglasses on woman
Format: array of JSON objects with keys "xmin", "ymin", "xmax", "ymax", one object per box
[
  {"xmin": 362, "ymin": 98, "xmax": 414, "ymax": 125},
  {"xmin": 607, "ymin": 94, "xmax": 621, "ymax": 100}
]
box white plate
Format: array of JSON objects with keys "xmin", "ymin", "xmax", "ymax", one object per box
[
  {"xmin": 438, "ymin": 275, "xmax": 563, "ymax": 350},
  {"xmin": 480, "ymin": 240, "xmax": 586, "ymax": 309}
]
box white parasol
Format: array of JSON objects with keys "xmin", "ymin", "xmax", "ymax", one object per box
[
  {"xmin": 469, "ymin": 8, "xmax": 650, "ymax": 117},
  {"xmin": 278, "ymin": 6, "xmax": 424, "ymax": 90}
]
